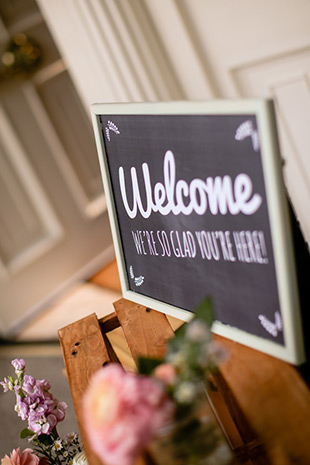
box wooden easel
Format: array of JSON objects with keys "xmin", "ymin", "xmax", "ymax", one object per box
[{"xmin": 58, "ymin": 298, "xmax": 310, "ymax": 465}]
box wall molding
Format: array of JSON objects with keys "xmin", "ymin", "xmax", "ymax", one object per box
[{"xmin": 37, "ymin": 0, "xmax": 215, "ymax": 107}]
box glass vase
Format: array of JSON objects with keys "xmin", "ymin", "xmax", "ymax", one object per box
[{"xmin": 148, "ymin": 399, "xmax": 235, "ymax": 465}]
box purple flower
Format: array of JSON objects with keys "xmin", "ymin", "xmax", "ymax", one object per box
[
  {"xmin": 14, "ymin": 395, "xmax": 29, "ymax": 421},
  {"xmin": 46, "ymin": 413, "xmax": 57, "ymax": 430},
  {"xmin": 23, "ymin": 375, "xmax": 36, "ymax": 395},
  {"xmin": 24, "ymin": 393, "xmax": 66, "ymax": 435},
  {"xmin": 36, "ymin": 404, "xmax": 48, "ymax": 416},
  {"xmin": 14, "ymin": 384, "xmax": 21, "ymax": 394},
  {"xmin": 24, "ymin": 378, "xmax": 51, "ymax": 402},
  {"xmin": 3, "ymin": 358, "xmax": 69, "ymax": 438},
  {"xmin": 29, "ymin": 420, "xmax": 44, "ymax": 435},
  {"xmin": 0, "ymin": 377, "xmax": 14, "ymax": 392},
  {"xmin": 11, "ymin": 359, "xmax": 26, "ymax": 373},
  {"xmin": 42, "ymin": 398, "xmax": 54, "ymax": 414},
  {"xmin": 28, "ymin": 410, "xmax": 46, "ymax": 434},
  {"xmin": 28, "ymin": 408, "xmax": 56, "ymax": 435},
  {"xmin": 52, "ymin": 400, "xmax": 67, "ymax": 422},
  {"xmin": 36, "ymin": 379, "xmax": 51, "ymax": 394}
]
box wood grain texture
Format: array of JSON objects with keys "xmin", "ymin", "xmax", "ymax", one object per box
[
  {"xmin": 58, "ymin": 313, "xmax": 110, "ymax": 465},
  {"xmin": 113, "ymin": 298, "xmax": 175, "ymax": 361},
  {"xmin": 215, "ymin": 335, "xmax": 310, "ymax": 465}
]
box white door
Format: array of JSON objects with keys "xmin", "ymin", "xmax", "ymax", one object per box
[
  {"xmin": 0, "ymin": 0, "xmax": 113, "ymax": 337},
  {"xmin": 37, "ymin": 0, "xmax": 310, "ymax": 252}
]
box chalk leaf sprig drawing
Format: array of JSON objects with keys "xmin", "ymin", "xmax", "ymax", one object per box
[
  {"xmin": 258, "ymin": 311, "xmax": 283, "ymax": 337},
  {"xmin": 235, "ymin": 120, "xmax": 260, "ymax": 152},
  {"xmin": 129, "ymin": 265, "xmax": 144, "ymax": 287},
  {"xmin": 105, "ymin": 120, "xmax": 120, "ymax": 141}
]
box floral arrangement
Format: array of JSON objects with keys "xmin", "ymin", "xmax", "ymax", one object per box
[
  {"xmin": 83, "ymin": 298, "xmax": 234, "ymax": 465},
  {"xmin": 0, "ymin": 359, "xmax": 84, "ymax": 465}
]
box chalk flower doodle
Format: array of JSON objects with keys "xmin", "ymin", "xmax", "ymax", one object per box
[
  {"xmin": 235, "ymin": 120, "xmax": 260, "ymax": 152},
  {"xmin": 129, "ymin": 265, "xmax": 144, "ymax": 287},
  {"xmin": 258, "ymin": 311, "xmax": 283, "ymax": 337},
  {"xmin": 105, "ymin": 120, "xmax": 120, "ymax": 141}
]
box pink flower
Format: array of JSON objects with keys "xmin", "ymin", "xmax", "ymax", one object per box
[
  {"xmin": 153, "ymin": 363, "xmax": 177, "ymax": 386},
  {"xmin": 1, "ymin": 448, "xmax": 39, "ymax": 465},
  {"xmin": 207, "ymin": 341, "xmax": 229, "ymax": 364},
  {"xmin": 83, "ymin": 364, "xmax": 174, "ymax": 465}
]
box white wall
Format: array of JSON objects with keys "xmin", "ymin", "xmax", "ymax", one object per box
[{"xmin": 37, "ymin": 0, "xmax": 310, "ymax": 247}]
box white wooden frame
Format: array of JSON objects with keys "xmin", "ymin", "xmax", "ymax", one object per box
[{"xmin": 91, "ymin": 100, "xmax": 305, "ymax": 365}]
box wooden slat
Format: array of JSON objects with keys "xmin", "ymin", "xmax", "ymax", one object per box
[
  {"xmin": 58, "ymin": 313, "xmax": 110, "ymax": 465},
  {"xmin": 98, "ymin": 311, "xmax": 120, "ymax": 333},
  {"xmin": 208, "ymin": 373, "xmax": 271, "ymax": 464},
  {"xmin": 215, "ymin": 335, "xmax": 310, "ymax": 465},
  {"xmin": 58, "ymin": 302, "xmax": 310, "ymax": 465},
  {"xmin": 113, "ymin": 299, "xmax": 269, "ymax": 462},
  {"xmin": 113, "ymin": 298, "xmax": 175, "ymax": 361},
  {"xmin": 207, "ymin": 377, "xmax": 268, "ymax": 464}
]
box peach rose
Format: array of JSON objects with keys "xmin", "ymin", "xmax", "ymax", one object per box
[
  {"xmin": 83, "ymin": 364, "xmax": 174, "ymax": 465},
  {"xmin": 153, "ymin": 363, "xmax": 177, "ymax": 386},
  {"xmin": 1, "ymin": 448, "xmax": 39, "ymax": 465}
]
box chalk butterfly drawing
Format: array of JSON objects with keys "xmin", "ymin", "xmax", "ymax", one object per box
[
  {"xmin": 129, "ymin": 265, "xmax": 144, "ymax": 287},
  {"xmin": 105, "ymin": 120, "xmax": 120, "ymax": 141},
  {"xmin": 235, "ymin": 120, "xmax": 260, "ymax": 152},
  {"xmin": 258, "ymin": 311, "xmax": 283, "ymax": 337}
]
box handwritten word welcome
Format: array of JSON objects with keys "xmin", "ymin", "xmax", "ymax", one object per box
[{"xmin": 119, "ymin": 150, "xmax": 262, "ymax": 219}]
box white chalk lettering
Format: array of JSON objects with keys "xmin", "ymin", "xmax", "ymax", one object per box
[
  {"xmin": 170, "ymin": 230, "xmax": 197, "ymax": 258},
  {"xmin": 119, "ymin": 150, "xmax": 262, "ymax": 219},
  {"xmin": 157, "ymin": 230, "xmax": 171, "ymax": 257},
  {"xmin": 131, "ymin": 230, "xmax": 147, "ymax": 255},
  {"xmin": 195, "ymin": 231, "xmax": 220, "ymax": 261},
  {"xmin": 143, "ymin": 230, "xmax": 158, "ymax": 255},
  {"xmin": 233, "ymin": 230, "xmax": 268, "ymax": 264}
]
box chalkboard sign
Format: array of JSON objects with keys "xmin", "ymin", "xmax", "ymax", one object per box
[{"xmin": 91, "ymin": 100, "xmax": 305, "ymax": 364}]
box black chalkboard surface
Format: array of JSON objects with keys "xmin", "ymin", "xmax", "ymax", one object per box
[{"xmin": 91, "ymin": 100, "xmax": 305, "ymax": 364}]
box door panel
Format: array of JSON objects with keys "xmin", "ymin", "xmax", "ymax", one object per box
[
  {"xmin": 0, "ymin": 106, "xmax": 63, "ymax": 277},
  {"xmin": 36, "ymin": 70, "xmax": 106, "ymax": 217},
  {"xmin": 0, "ymin": 1, "xmax": 113, "ymax": 336}
]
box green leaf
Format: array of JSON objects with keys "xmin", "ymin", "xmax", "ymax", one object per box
[
  {"xmin": 171, "ymin": 297, "xmax": 214, "ymax": 341},
  {"xmin": 166, "ymin": 333, "xmax": 183, "ymax": 355},
  {"xmin": 20, "ymin": 428, "xmax": 35, "ymax": 439},
  {"xmin": 167, "ymin": 297, "xmax": 214, "ymax": 352},
  {"xmin": 38, "ymin": 434, "xmax": 53, "ymax": 446},
  {"xmin": 50, "ymin": 426, "xmax": 59, "ymax": 440},
  {"xmin": 137, "ymin": 356, "xmax": 163, "ymax": 375},
  {"xmin": 193, "ymin": 296, "xmax": 214, "ymax": 328}
]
